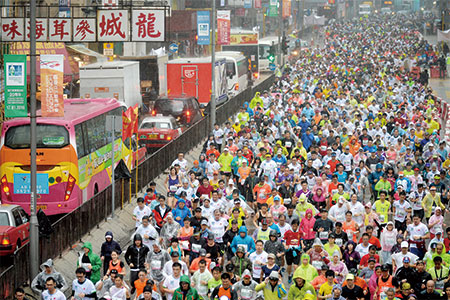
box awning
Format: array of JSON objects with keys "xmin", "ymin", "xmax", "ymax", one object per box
[
  {"xmin": 9, "ymin": 42, "xmax": 79, "ymax": 83},
  {"xmin": 67, "ymin": 44, "xmax": 107, "ymax": 61}
]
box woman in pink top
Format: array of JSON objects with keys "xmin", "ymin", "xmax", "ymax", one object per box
[
  {"xmin": 428, "ymin": 207, "xmax": 445, "ymax": 239},
  {"xmin": 300, "ymin": 208, "xmax": 316, "ymax": 250}
]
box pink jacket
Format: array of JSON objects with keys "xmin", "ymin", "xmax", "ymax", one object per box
[{"xmin": 300, "ymin": 209, "xmax": 316, "ymax": 240}]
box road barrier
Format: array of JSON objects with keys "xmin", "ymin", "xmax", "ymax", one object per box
[{"xmin": 0, "ymin": 74, "xmax": 274, "ymax": 300}]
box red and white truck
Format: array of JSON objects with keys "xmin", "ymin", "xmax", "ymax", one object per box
[{"xmin": 166, "ymin": 57, "xmax": 228, "ymax": 105}]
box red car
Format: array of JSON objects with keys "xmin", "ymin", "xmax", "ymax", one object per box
[
  {"xmin": 0, "ymin": 204, "xmax": 30, "ymax": 256},
  {"xmin": 138, "ymin": 116, "xmax": 184, "ymax": 150}
]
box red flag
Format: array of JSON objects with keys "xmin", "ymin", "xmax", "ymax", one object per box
[
  {"xmin": 131, "ymin": 104, "xmax": 139, "ymax": 134},
  {"xmin": 122, "ymin": 107, "xmax": 133, "ymax": 139}
]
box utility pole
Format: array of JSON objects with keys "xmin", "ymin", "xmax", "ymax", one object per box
[
  {"xmin": 277, "ymin": 0, "xmax": 282, "ymax": 65},
  {"xmin": 210, "ymin": 0, "xmax": 216, "ymax": 129},
  {"xmin": 30, "ymin": 0, "xmax": 39, "ymax": 279}
]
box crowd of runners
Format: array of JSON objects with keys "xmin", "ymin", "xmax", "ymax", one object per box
[{"xmin": 23, "ymin": 12, "xmax": 450, "ymax": 300}]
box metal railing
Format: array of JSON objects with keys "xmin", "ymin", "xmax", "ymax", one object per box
[{"xmin": 0, "ymin": 74, "xmax": 274, "ymax": 300}]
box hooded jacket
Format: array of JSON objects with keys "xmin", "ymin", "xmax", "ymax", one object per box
[
  {"xmin": 249, "ymin": 92, "xmax": 263, "ymax": 109},
  {"xmin": 230, "ymin": 226, "xmax": 256, "ymax": 254},
  {"xmin": 146, "ymin": 244, "xmax": 171, "ymax": 282},
  {"xmin": 124, "ymin": 234, "xmax": 150, "ymax": 270},
  {"xmin": 31, "ymin": 259, "xmax": 68, "ymax": 293},
  {"xmin": 172, "ymin": 200, "xmax": 192, "ymax": 226},
  {"xmin": 293, "ymin": 253, "xmax": 318, "ymax": 283},
  {"xmin": 100, "ymin": 231, "xmax": 122, "ymax": 258},
  {"xmin": 172, "ymin": 275, "xmax": 200, "ymax": 300},
  {"xmin": 255, "ymin": 278, "xmax": 287, "ymax": 300},
  {"xmin": 287, "ymin": 273, "xmax": 316, "ymax": 300},
  {"xmin": 78, "ymin": 242, "xmax": 102, "ymax": 284},
  {"xmin": 233, "ymin": 270, "xmax": 258, "ymax": 299},
  {"xmin": 300, "ymin": 209, "xmax": 316, "ymax": 240}
]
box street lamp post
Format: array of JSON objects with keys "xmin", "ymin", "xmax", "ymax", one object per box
[
  {"xmin": 210, "ymin": 0, "xmax": 216, "ymax": 129},
  {"xmin": 30, "ymin": 0, "xmax": 40, "ymax": 279}
]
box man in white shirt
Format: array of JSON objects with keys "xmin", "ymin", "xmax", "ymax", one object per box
[
  {"xmin": 42, "ymin": 277, "xmax": 66, "ymax": 300},
  {"xmin": 135, "ymin": 216, "xmax": 159, "ymax": 249},
  {"xmin": 71, "ymin": 268, "xmax": 96, "ymax": 300},
  {"xmin": 209, "ymin": 209, "xmax": 228, "ymax": 244},
  {"xmin": 171, "ymin": 153, "xmax": 188, "ymax": 175},
  {"xmin": 191, "ymin": 260, "xmax": 213, "ymax": 298},
  {"xmin": 355, "ymin": 233, "xmax": 372, "ymax": 258},
  {"xmin": 162, "ymin": 252, "xmax": 189, "ymax": 278},
  {"xmin": 161, "ymin": 262, "xmax": 182, "ymax": 300},
  {"xmin": 249, "ymin": 240, "xmax": 268, "ymax": 282},
  {"xmin": 133, "ymin": 198, "xmax": 152, "ymax": 229},
  {"xmin": 391, "ymin": 241, "xmax": 419, "ymax": 272},
  {"xmin": 349, "ymin": 194, "xmax": 365, "ymax": 227},
  {"xmin": 406, "ymin": 215, "xmax": 430, "ymax": 259}
]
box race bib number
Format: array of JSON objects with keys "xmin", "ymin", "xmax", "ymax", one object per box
[
  {"xmin": 286, "ymin": 142, "xmax": 292, "ymax": 148},
  {"xmin": 241, "ymin": 288, "xmax": 253, "ymax": 300},
  {"xmin": 170, "ymin": 186, "xmax": 178, "ymax": 192},
  {"xmin": 346, "ymin": 230, "xmax": 354, "ymax": 241},
  {"xmin": 260, "ymin": 192, "xmax": 266, "ymax": 200},
  {"xmin": 379, "ymin": 214, "xmax": 385, "ymax": 222},
  {"xmin": 319, "ymin": 231, "xmax": 329, "ymax": 239},
  {"xmin": 385, "ymin": 237, "xmax": 396, "ymax": 245},
  {"xmin": 335, "ymin": 238, "xmax": 343, "ymax": 247},
  {"xmin": 312, "ymin": 260, "xmax": 323, "ymax": 269},
  {"xmin": 151, "ymin": 260, "xmax": 162, "ymax": 270},
  {"xmin": 181, "ymin": 240, "xmax": 190, "ymax": 250},
  {"xmin": 192, "ymin": 243, "xmax": 201, "ymax": 253}
]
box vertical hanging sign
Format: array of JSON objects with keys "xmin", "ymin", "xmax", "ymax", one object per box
[
  {"xmin": 4, "ymin": 54, "xmax": 27, "ymax": 118},
  {"xmin": 40, "ymin": 54, "xmax": 64, "ymax": 117},
  {"xmin": 269, "ymin": 0, "xmax": 278, "ymax": 16},
  {"xmin": 197, "ymin": 11, "xmax": 210, "ymax": 45},
  {"xmin": 282, "ymin": 0, "xmax": 291, "ymax": 17},
  {"xmin": 217, "ymin": 10, "xmax": 231, "ymax": 45}
]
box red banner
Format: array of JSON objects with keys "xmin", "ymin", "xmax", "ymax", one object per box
[
  {"xmin": 40, "ymin": 54, "xmax": 64, "ymax": 117},
  {"xmin": 254, "ymin": 0, "xmax": 262, "ymax": 8},
  {"xmin": 217, "ymin": 10, "xmax": 230, "ymax": 45}
]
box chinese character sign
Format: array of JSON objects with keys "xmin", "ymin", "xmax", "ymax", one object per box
[
  {"xmin": 4, "ymin": 55, "xmax": 27, "ymax": 118},
  {"xmin": 25, "ymin": 18, "xmax": 49, "ymax": 41},
  {"xmin": 13, "ymin": 173, "xmax": 49, "ymax": 194},
  {"xmin": 98, "ymin": 9, "xmax": 128, "ymax": 41},
  {"xmin": 1, "ymin": 19, "xmax": 25, "ymax": 41},
  {"xmin": 40, "ymin": 55, "xmax": 64, "ymax": 117},
  {"xmin": 244, "ymin": 0, "xmax": 252, "ymax": 8},
  {"xmin": 217, "ymin": 10, "xmax": 230, "ymax": 45},
  {"xmin": 131, "ymin": 10, "xmax": 165, "ymax": 42},
  {"xmin": 197, "ymin": 11, "xmax": 210, "ymax": 45},
  {"xmin": 73, "ymin": 19, "xmax": 96, "ymax": 42},
  {"xmin": 269, "ymin": 0, "xmax": 278, "ymax": 16},
  {"xmin": 49, "ymin": 19, "xmax": 71, "ymax": 41}
]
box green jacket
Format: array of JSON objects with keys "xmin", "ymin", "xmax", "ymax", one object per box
[
  {"xmin": 288, "ymin": 273, "xmax": 316, "ymax": 300},
  {"xmin": 78, "ymin": 242, "xmax": 102, "ymax": 284},
  {"xmin": 230, "ymin": 256, "xmax": 252, "ymax": 277},
  {"xmin": 255, "ymin": 282, "xmax": 287, "ymax": 300},
  {"xmin": 172, "ymin": 275, "xmax": 200, "ymax": 300}
]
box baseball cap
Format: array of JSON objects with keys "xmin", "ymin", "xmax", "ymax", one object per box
[
  {"xmin": 403, "ymin": 256, "xmax": 411, "ymax": 263},
  {"xmin": 170, "ymin": 251, "xmax": 180, "ymax": 257},
  {"xmin": 401, "ymin": 241, "xmax": 409, "ymax": 248},
  {"xmin": 223, "ymin": 147, "xmax": 229, "ymax": 151},
  {"xmin": 110, "ymin": 269, "xmax": 118, "ymax": 274},
  {"xmin": 346, "ymin": 274, "xmax": 354, "ymax": 280},
  {"xmin": 402, "ymin": 282, "xmax": 411, "ymax": 290},
  {"xmin": 381, "ymin": 264, "xmax": 389, "ymax": 271},
  {"xmin": 199, "ymin": 249, "xmax": 207, "ymax": 256},
  {"xmin": 201, "ymin": 220, "xmax": 209, "ymax": 226},
  {"xmin": 269, "ymin": 271, "xmax": 279, "ymax": 279},
  {"xmin": 268, "ymin": 253, "xmax": 276, "ymax": 259}
]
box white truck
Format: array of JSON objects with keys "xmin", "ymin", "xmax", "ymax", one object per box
[
  {"xmin": 79, "ymin": 61, "xmax": 142, "ymax": 108},
  {"xmin": 359, "ymin": 4, "xmax": 372, "ymax": 15}
]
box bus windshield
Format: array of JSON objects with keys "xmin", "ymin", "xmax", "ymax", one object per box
[
  {"xmin": 5, "ymin": 124, "xmax": 69, "ymax": 149},
  {"xmin": 259, "ymin": 45, "xmax": 270, "ymax": 59}
]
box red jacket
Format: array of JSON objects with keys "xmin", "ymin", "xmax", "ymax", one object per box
[{"xmin": 152, "ymin": 205, "xmax": 170, "ymax": 228}]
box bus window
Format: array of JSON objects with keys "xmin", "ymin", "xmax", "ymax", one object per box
[
  {"xmin": 237, "ymin": 59, "xmax": 248, "ymax": 77},
  {"xmin": 75, "ymin": 124, "xmax": 87, "ymax": 158},
  {"xmin": 86, "ymin": 114, "xmax": 108, "ymax": 152},
  {"xmin": 259, "ymin": 45, "xmax": 270, "ymax": 59},
  {"xmin": 5, "ymin": 124, "xmax": 69, "ymax": 149},
  {"xmin": 225, "ymin": 61, "xmax": 236, "ymax": 77}
]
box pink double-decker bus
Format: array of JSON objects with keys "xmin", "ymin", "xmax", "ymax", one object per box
[{"xmin": 0, "ymin": 98, "xmax": 144, "ymax": 215}]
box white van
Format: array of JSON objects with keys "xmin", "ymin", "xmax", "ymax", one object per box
[
  {"xmin": 259, "ymin": 36, "xmax": 280, "ymax": 72},
  {"xmin": 215, "ymin": 51, "xmax": 249, "ymax": 96}
]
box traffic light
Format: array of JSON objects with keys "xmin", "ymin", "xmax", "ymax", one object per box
[
  {"xmin": 282, "ymin": 36, "xmax": 289, "ymax": 55},
  {"xmin": 268, "ymin": 44, "xmax": 276, "ymax": 63}
]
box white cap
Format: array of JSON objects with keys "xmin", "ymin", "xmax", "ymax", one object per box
[{"xmin": 401, "ymin": 241, "xmax": 409, "ymax": 248}]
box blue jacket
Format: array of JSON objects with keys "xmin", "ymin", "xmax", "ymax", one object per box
[
  {"xmin": 301, "ymin": 133, "xmax": 315, "ymax": 151},
  {"xmin": 172, "ymin": 200, "xmax": 192, "ymax": 226},
  {"xmin": 230, "ymin": 226, "xmax": 255, "ymax": 254}
]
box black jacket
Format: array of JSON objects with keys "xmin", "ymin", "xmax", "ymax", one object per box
[
  {"xmin": 100, "ymin": 231, "xmax": 122, "ymax": 258},
  {"xmin": 124, "ymin": 235, "xmax": 149, "ymax": 269}
]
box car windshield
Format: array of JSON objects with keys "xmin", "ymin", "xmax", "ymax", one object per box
[
  {"xmin": 5, "ymin": 124, "xmax": 69, "ymax": 149},
  {"xmin": 141, "ymin": 122, "xmax": 172, "ymax": 129},
  {"xmin": 0, "ymin": 212, "xmax": 10, "ymax": 226},
  {"xmin": 154, "ymin": 100, "xmax": 185, "ymax": 114}
]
